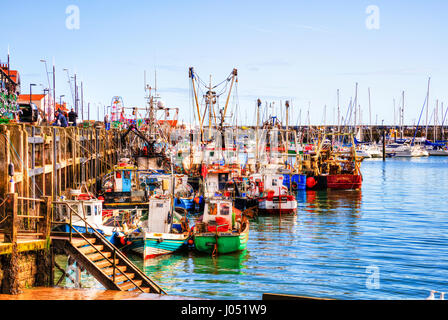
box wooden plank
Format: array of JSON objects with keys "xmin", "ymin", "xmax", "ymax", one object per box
[
  {"xmin": 4, "ymin": 193, "xmax": 18, "ymax": 243},
  {"xmin": 0, "ymin": 239, "xmax": 48, "ymax": 255}
]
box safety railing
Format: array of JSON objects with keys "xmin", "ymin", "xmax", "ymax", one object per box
[
  {"xmin": 52, "ymin": 200, "xmax": 165, "ymax": 294},
  {"xmin": 0, "ymin": 193, "xmax": 52, "ymax": 243}
]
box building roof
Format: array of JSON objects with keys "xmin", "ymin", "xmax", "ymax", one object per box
[{"xmin": 18, "ymin": 94, "xmax": 47, "ymax": 103}]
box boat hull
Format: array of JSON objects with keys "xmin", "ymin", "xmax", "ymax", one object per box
[
  {"xmin": 306, "ymin": 175, "xmax": 327, "ymax": 190},
  {"xmin": 194, "ymin": 229, "xmax": 249, "ymax": 254},
  {"xmin": 282, "ymin": 174, "xmax": 307, "ymax": 191},
  {"xmin": 326, "ymin": 174, "xmax": 362, "ymax": 190},
  {"xmin": 258, "ymin": 197, "xmax": 297, "ymax": 215},
  {"xmin": 126, "ymin": 233, "xmax": 189, "ymax": 259}
]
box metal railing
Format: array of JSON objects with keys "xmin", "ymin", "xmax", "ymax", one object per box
[
  {"xmin": 0, "ymin": 193, "xmax": 51, "ymax": 243},
  {"xmin": 52, "ymin": 201, "xmax": 165, "ymax": 294}
]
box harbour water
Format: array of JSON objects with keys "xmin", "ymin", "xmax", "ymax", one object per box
[{"xmin": 127, "ymin": 156, "xmax": 448, "ymax": 300}]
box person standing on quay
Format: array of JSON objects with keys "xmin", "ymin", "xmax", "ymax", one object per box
[
  {"xmin": 68, "ymin": 108, "xmax": 78, "ymax": 126},
  {"xmin": 104, "ymin": 114, "xmax": 110, "ymax": 130}
]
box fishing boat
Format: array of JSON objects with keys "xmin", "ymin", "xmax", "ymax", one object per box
[
  {"xmin": 53, "ymin": 190, "xmax": 120, "ymax": 245},
  {"xmin": 100, "ymin": 161, "xmax": 150, "ymax": 232},
  {"xmin": 124, "ymin": 194, "xmax": 191, "ymax": 259},
  {"xmin": 252, "ymin": 172, "xmax": 298, "ymax": 215},
  {"xmin": 193, "ymin": 197, "xmax": 249, "ymax": 255},
  {"xmin": 305, "ymin": 132, "xmax": 363, "ymax": 190}
]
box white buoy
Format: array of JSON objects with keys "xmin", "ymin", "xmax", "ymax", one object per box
[{"xmin": 426, "ymin": 290, "xmax": 436, "ymax": 300}]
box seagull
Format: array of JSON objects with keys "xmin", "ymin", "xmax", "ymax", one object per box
[
  {"xmin": 426, "ymin": 290, "xmax": 436, "ymax": 300},
  {"xmin": 440, "ymin": 292, "xmax": 445, "ymax": 300}
]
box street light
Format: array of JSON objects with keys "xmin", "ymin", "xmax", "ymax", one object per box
[
  {"xmin": 40, "ymin": 60, "xmax": 52, "ymax": 93},
  {"xmin": 59, "ymin": 95, "xmax": 65, "ymax": 110},
  {"xmin": 29, "ymin": 83, "xmax": 36, "ymax": 105},
  {"xmin": 43, "ymin": 88, "xmax": 49, "ymax": 124},
  {"xmin": 63, "ymin": 68, "xmax": 75, "ymax": 105}
]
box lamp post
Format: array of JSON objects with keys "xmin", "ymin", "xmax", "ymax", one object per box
[
  {"xmin": 29, "ymin": 83, "xmax": 36, "ymax": 105},
  {"xmin": 40, "ymin": 60, "xmax": 52, "ymax": 97},
  {"xmin": 63, "ymin": 68, "xmax": 75, "ymax": 106},
  {"xmin": 59, "ymin": 95, "xmax": 65, "ymax": 111},
  {"xmin": 43, "ymin": 88, "xmax": 49, "ymax": 124}
]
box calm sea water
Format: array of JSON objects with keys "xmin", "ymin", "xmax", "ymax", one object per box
[{"xmin": 125, "ymin": 156, "xmax": 448, "ymax": 300}]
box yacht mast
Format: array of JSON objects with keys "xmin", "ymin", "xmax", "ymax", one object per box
[{"xmin": 425, "ymin": 77, "xmax": 431, "ymax": 138}]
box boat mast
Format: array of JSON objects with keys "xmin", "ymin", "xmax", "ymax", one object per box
[
  {"xmin": 353, "ymin": 83, "xmax": 358, "ymax": 135},
  {"xmin": 425, "ymin": 77, "xmax": 431, "ymax": 138},
  {"xmin": 368, "ymin": 88, "xmax": 373, "ymax": 141},
  {"xmin": 256, "ymin": 99, "xmax": 260, "ymax": 168},
  {"xmin": 337, "ymin": 89, "xmax": 340, "ymax": 134},
  {"xmin": 189, "ymin": 67, "xmax": 204, "ymax": 141},
  {"xmin": 285, "ymin": 100, "xmax": 290, "ymax": 168},
  {"xmin": 401, "ymin": 90, "xmax": 405, "ymax": 139},
  {"xmin": 222, "ymin": 69, "xmax": 238, "ymax": 128},
  {"xmin": 435, "ymin": 99, "xmax": 438, "ymax": 142}
]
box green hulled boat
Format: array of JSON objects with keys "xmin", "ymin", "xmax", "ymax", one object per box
[{"xmin": 193, "ymin": 198, "xmax": 249, "ymax": 254}]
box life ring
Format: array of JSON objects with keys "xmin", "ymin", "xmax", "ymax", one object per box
[{"xmin": 291, "ymin": 181, "xmax": 298, "ymax": 191}]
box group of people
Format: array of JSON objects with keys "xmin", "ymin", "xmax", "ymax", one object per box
[{"xmin": 52, "ymin": 108, "xmax": 78, "ymax": 127}]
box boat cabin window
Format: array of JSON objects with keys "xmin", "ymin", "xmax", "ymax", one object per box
[
  {"xmin": 86, "ymin": 205, "xmax": 91, "ymax": 216},
  {"xmin": 218, "ymin": 173, "xmax": 229, "ymax": 190},
  {"xmin": 124, "ymin": 170, "xmax": 131, "ymax": 179},
  {"xmin": 272, "ymin": 179, "xmax": 278, "ymax": 186},
  {"xmin": 219, "ymin": 203, "xmax": 230, "ymax": 216},
  {"xmin": 209, "ymin": 203, "xmax": 218, "ymax": 215}
]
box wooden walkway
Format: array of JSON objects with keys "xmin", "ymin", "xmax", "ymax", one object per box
[
  {"xmin": 0, "ymin": 287, "xmax": 203, "ymax": 300},
  {"xmin": 0, "ymin": 234, "xmax": 48, "ymax": 255},
  {"xmin": 51, "ymin": 233, "xmax": 165, "ymax": 294}
]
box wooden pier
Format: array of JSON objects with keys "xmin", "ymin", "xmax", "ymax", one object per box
[{"xmin": 0, "ymin": 123, "xmax": 159, "ymax": 295}]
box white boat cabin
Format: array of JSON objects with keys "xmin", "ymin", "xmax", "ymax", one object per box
[
  {"xmin": 204, "ymin": 172, "xmax": 233, "ymax": 197},
  {"xmin": 54, "ymin": 199, "xmax": 104, "ymax": 229},
  {"xmin": 203, "ymin": 199, "xmax": 233, "ymax": 228},
  {"xmin": 249, "ymin": 173, "xmax": 287, "ymax": 197},
  {"xmin": 143, "ymin": 197, "xmax": 172, "ymax": 233}
]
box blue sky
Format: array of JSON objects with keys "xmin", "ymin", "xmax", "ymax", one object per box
[{"xmin": 1, "ymin": 0, "xmax": 448, "ymax": 125}]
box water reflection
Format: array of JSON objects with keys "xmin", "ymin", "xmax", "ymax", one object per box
[
  {"xmin": 303, "ymin": 189, "xmax": 362, "ymax": 217},
  {"xmin": 94, "ymin": 158, "xmax": 448, "ymax": 299},
  {"xmin": 186, "ymin": 250, "xmax": 250, "ymax": 275}
]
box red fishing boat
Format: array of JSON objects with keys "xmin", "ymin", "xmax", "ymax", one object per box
[
  {"xmin": 326, "ymin": 174, "xmax": 362, "ymax": 190},
  {"xmin": 314, "ymin": 133, "xmax": 363, "ymax": 190}
]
